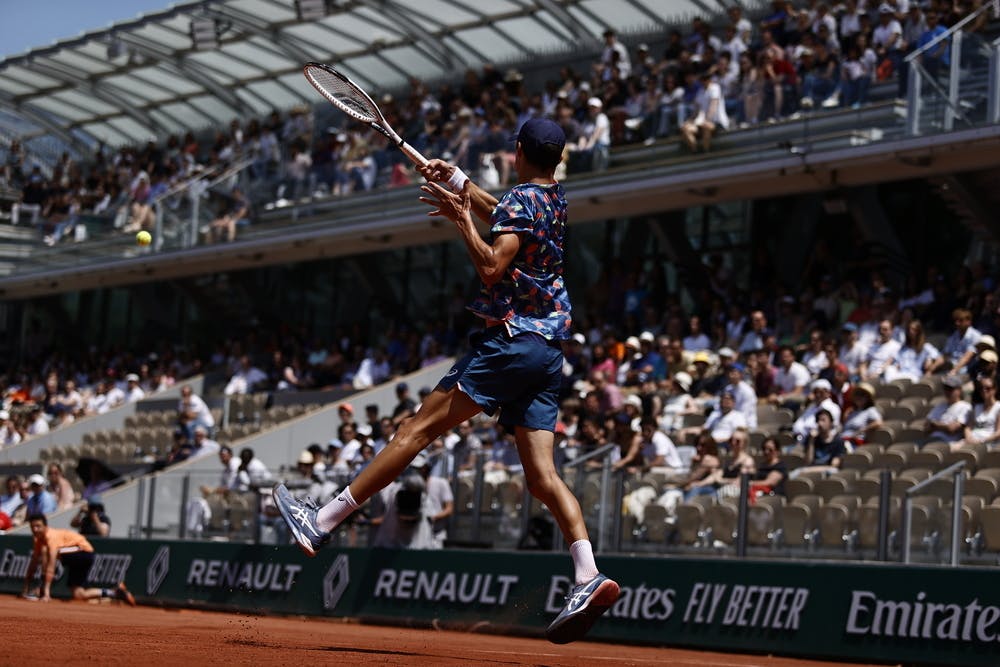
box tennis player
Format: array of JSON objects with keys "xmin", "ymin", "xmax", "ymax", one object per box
[
  {"xmin": 273, "ymin": 118, "xmax": 619, "ymax": 644},
  {"xmin": 21, "ymin": 513, "xmax": 135, "ymax": 605}
]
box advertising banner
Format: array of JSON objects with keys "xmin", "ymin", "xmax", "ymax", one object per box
[{"xmin": 0, "ymin": 535, "xmax": 996, "ymax": 666}]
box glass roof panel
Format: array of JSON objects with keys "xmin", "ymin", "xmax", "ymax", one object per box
[
  {"xmin": 107, "ymin": 116, "xmax": 155, "ymax": 142},
  {"xmin": 338, "ymin": 55, "xmax": 407, "ymax": 92},
  {"xmin": 147, "ymin": 108, "xmax": 187, "ymax": 134},
  {"xmin": 275, "ymin": 72, "xmax": 314, "ymax": 103},
  {"xmin": 452, "ymin": 27, "xmax": 522, "ymax": 62},
  {"xmin": 234, "ymin": 39, "xmax": 297, "ymax": 70},
  {"xmin": 230, "ymin": 0, "xmax": 298, "ymax": 22},
  {"xmin": 187, "ymin": 50, "xmax": 263, "ymax": 80},
  {"xmin": 245, "ymin": 79, "xmax": 301, "ymax": 111},
  {"xmin": 129, "ymin": 23, "xmax": 192, "ymax": 51},
  {"xmin": 50, "ymin": 90, "xmax": 120, "ymax": 116},
  {"xmin": 27, "ymin": 97, "xmax": 93, "ymax": 123},
  {"xmin": 81, "ymin": 121, "xmax": 134, "ymax": 147},
  {"xmin": 312, "ymin": 15, "xmax": 388, "ymax": 50},
  {"xmin": 2, "ymin": 66, "xmax": 61, "ymax": 89},
  {"xmin": 46, "ymin": 50, "xmax": 115, "ymax": 76},
  {"xmin": 182, "ymin": 97, "xmax": 229, "ymax": 127},
  {"xmin": 0, "ymin": 76, "xmax": 35, "ymax": 96},
  {"xmin": 99, "ymin": 74, "xmax": 173, "ymax": 104},
  {"xmin": 234, "ymin": 88, "xmax": 273, "ymax": 116},
  {"xmin": 125, "ymin": 67, "xmax": 203, "ymax": 96},
  {"xmin": 155, "ymin": 101, "xmax": 219, "ymax": 132}
]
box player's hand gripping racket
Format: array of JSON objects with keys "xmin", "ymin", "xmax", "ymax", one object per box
[{"xmin": 303, "ymin": 62, "xmax": 428, "ymax": 168}]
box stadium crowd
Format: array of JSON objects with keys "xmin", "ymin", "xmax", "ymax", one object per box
[{"xmin": 2, "ymin": 0, "xmax": 994, "ymax": 246}]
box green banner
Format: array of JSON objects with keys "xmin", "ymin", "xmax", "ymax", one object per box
[{"xmin": 0, "ymin": 535, "xmax": 996, "ymax": 666}]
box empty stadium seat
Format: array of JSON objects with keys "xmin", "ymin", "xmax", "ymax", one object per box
[
  {"xmin": 675, "ymin": 502, "xmax": 707, "ymax": 546},
  {"xmin": 858, "ymin": 496, "xmax": 901, "ymax": 550},
  {"xmin": 818, "ymin": 494, "xmax": 861, "ymax": 549},
  {"xmin": 785, "ymin": 477, "xmax": 814, "ymax": 500},
  {"xmin": 747, "ymin": 503, "xmax": 778, "ymax": 547},
  {"xmin": 642, "ymin": 504, "xmax": 671, "ymax": 543},
  {"xmin": 864, "ymin": 428, "xmax": 895, "ymax": 448},
  {"xmin": 842, "ymin": 450, "xmax": 874, "ymax": 471},
  {"xmin": 814, "ymin": 477, "xmax": 850, "ymax": 502},
  {"xmin": 873, "ymin": 451, "xmax": 908, "ymax": 473},
  {"xmin": 966, "ymin": 476, "xmax": 998, "ymax": 503},
  {"xmin": 909, "ymin": 450, "xmax": 944, "ymax": 471},
  {"xmin": 707, "ymin": 504, "xmax": 738, "ymax": 546}
]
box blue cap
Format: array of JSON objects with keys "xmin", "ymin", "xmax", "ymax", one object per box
[
  {"xmin": 842, "ymin": 322, "xmax": 858, "ymax": 332},
  {"xmin": 512, "ymin": 118, "xmax": 566, "ymax": 153},
  {"xmin": 731, "ymin": 362, "xmax": 745, "ymax": 372}
]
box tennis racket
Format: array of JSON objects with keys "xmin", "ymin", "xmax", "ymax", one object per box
[{"xmin": 303, "ymin": 62, "xmax": 428, "ymax": 168}]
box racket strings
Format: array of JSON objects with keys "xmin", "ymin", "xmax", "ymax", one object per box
[{"xmin": 306, "ymin": 67, "xmax": 379, "ymax": 123}]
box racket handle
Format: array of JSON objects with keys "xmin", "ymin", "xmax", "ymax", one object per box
[{"xmin": 398, "ymin": 141, "xmax": 429, "ymax": 168}]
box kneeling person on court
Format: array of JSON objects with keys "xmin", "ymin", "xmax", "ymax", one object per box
[
  {"xmin": 21, "ymin": 513, "xmax": 134, "ymax": 605},
  {"xmin": 272, "ymin": 118, "xmax": 619, "ymax": 644}
]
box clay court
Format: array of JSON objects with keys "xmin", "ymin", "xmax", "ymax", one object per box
[{"xmin": 1, "ymin": 596, "xmax": 886, "ymax": 666}]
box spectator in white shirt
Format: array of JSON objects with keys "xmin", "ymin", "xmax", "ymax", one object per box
[
  {"xmin": 224, "ymin": 355, "xmax": 268, "ymax": 396},
  {"xmin": 859, "ymin": 319, "xmax": 902, "ymax": 383},
  {"xmin": 179, "ymin": 384, "xmax": 215, "ymax": 437},
  {"xmin": 681, "ymin": 71, "xmax": 729, "ymax": 153},
  {"xmin": 682, "ymin": 315, "xmax": 712, "ymax": 351},
  {"xmin": 124, "ymin": 373, "xmax": 146, "ymax": 403},
  {"xmin": 0, "ymin": 410, "xmax": 22, "ymax": 447},
  {"xmin": 943, "ymin": 308, "xmax": 982, "ymax": 376},
  {"xmin": 792, "ymin": 379, "xmax": 842, "ymax": 440},
  {"xmin": 770, "ymin": 345, "xmax": 811, "ymax": 407},
  {"xmin": 924, "ymin": 376, "xmax": 972, "ymax": 443},
  {"xmin": 26, "ymin": 406, "xmax": 50, "ymax": 436}
]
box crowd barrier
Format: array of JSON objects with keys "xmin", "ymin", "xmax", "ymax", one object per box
[{"xmin": 0, "ymin": 535, "xmax": 996, "ymax": 666}]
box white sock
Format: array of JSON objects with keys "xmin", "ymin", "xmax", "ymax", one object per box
[
  {"xmin": 316, "ymin": 486, "xmax": 359, "ymax": 533},
  {"xmin": 569, "ymin": 539, "xmax": 599, "ymax": 586}
]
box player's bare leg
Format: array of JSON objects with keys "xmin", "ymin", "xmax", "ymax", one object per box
[{"xmin": 272, "ymin": 385, "xmax": 481, "ymax": 555}]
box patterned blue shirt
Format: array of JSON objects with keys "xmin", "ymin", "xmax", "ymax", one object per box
[{"xmin": 468, "ymin": 182, "xmax": 572, "ymax": 340}]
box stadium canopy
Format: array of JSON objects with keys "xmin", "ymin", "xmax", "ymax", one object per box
[{"xmin": 0, "ymin": 0, "xmax": 726, "ymax": 160}]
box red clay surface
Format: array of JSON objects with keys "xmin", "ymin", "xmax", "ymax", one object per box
[{"xmin": 0, "ymin": 595, "xmax": 890, "ymax": 666}]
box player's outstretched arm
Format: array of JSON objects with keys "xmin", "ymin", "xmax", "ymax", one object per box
[{"xmin": 419, "ymin": 159, "xmax": 498, "ymax": 225}]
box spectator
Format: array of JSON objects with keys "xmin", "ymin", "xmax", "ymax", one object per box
[
  {"xmin": 223, "ymin": 355, "xmax": 268, "ymax": 395},
  {"xmin": 21, "ymin": 513, "xmax": 134, "ymax": 605},
  {"xmin": 178, "ymin": 384, "xmax": 215, "ymax": 437},
  {"xmin": 189, "ymin": 426, "xmax": 221, "ymax": 460},
  {"xmin": 124, "ymin": 373, "xmax": 145, "ymax": 403},
  {"xmin": 25, "ymin": 474, "xmax": 57, "ymax": 516},
  {"xmin": 792, "ymin": 378, "xmax": 843, "ymax": 441},
  {"xmin": 0, "ymin": 475, "xmax": 24, "ymax": 520},
  {"xmin": 885, "ymin": 319, "xmax": 943, "ymax": 381},
  {"xmin": 873, "ymin": 3, "xmax": 904, "ymax": 96},
  {"xmin": 798, "ymin": 409, "xmax": 846, "ymax": 475},
  {"xmin": 680, "ymin": 71, "xmax": 729, "ymax": 153},
  {"xmin": 770, "ymin": 345, "xmax": 811, "ymax": 407},
  {"xmin": 839, "ymin": 322, "xmax": 868, "ymax": 378},
  {"xmin": 571, "ymin": 97, "xmax": 611, "ymax": 172},
  {"xmin": 209, "ymin": 186, "xmax": 249, "ymax": 243},
  {"xmin": 0, "ymin": 410, "xmax": 22, "ymax": 447},
  {"xmin": 714, "ymin": 428, "xmax": 757, "ymax": 496},
  {"xmin": 46, "ymin": 463, "xmax": 75, "ymax": 512},
  {"xmin": 962, "ymin": 375, "xmax": 1000, "ymax": 449},
  {"xmin": 699, "ymin": 389, "xmax": 749, "ymax": 446},
  {"xmin": 739, "ymin": 310, "xmax": 769, "ymax": 355},
  {"xmin": 373, "ymin": 453, "xmax": 454, "ymax": 549},
  {"xmin": 392, "ymin": 382, "xmax": 417, "ymax": 420},
  {"xmin": 753, "ymin": 436, "xmax": 788, "ymax": 497},
  {"xmin": 680, "ymin": 432, "xmax": 723, "ymax": 500},
  {"xmin": 724, "ymin": 363, "xmax": 759, "ymax": 429},
  {"xmin": 443, "ymin": 420, "xmax": 482, "ymax": 478},
  {"xmin": 24, "ymin": 405, "xmax": 50, "ymax": 437},
  {"xmin": 859, "ymin": 319, "xmax": 902, "ymax": 383},
  {"xmin": 69, "ymin": 496, "xmax": 111, "ymax": 537},
  {"xmin": 840, "ymin": 382, "xmax": 884, "ymax": 443},
  {"xmin": 917, "ymin": 12, "xmax": 949, "ymax": 79},
  {"xmin": 943, "ymin": 308, "xmax": 982, "ymax": 376},
  {"xmin": 658, "ymin": 371, "xmax": 698, "ymax": 435},
  {"xmin": 235, "ymin": 447, "xmax": 270, "ymax": 491}
]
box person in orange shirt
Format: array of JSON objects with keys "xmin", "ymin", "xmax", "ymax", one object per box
[{"xmin": 21, "ymin": 513, "xmax": 134, "ymax": 605}]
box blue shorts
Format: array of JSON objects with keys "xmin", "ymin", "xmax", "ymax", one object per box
[{"xmin": 438, "ymin": 326, "xmax": 563, "ymax": 431}]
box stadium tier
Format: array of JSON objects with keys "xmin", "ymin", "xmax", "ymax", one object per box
[{"xmin": 2, "ymin": 1, "xmax": 1000, "ymax": 664}]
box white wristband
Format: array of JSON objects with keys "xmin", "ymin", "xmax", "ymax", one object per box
[{"xmin": 447, "ymin": 168, "xmax": 469, "ymax": 192}]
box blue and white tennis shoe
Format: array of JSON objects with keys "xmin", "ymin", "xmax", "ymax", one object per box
[
  {"xmin": 272, "ymin": 483, "xmax": 330, "ymax": 556},
  {"xmin": 545, "ymin": 573, "xmax": 620, "ymax": 644}
]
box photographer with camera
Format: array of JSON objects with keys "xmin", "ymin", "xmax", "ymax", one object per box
[
  {"xmin": 69, "ymin": 495, "xmax": 110, "ymax": 537},
  {"xmin": 373, "ymin": 451, "xmax": 453, "ymax": 549}
]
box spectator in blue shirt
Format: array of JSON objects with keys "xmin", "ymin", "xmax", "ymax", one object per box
[
  {"xmin": 917, "ymin": 12, "xmax": 950, "ymax": 78},
  {"xmin": 25, "ymin": 475, "xmax": 57, "ymax": 516}
]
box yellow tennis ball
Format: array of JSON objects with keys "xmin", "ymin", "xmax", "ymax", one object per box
[{"xmin": 136, "ymin": 231, "xmax": 152, "ymax": 246}]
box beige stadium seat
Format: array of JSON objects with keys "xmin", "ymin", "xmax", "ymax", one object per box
[
  {"xmin": 908, "ymin": 495, "xmax": 943, "ymax": 551},
  {"xmin": 873, "ymin": 451, "xmax": 908, "ymax": 473},
  {"xmin": 674, "ymin": 502, "xmax": 706, "ymax": 546},
  {"xmin": 747, "ymin": 504, "xmax": 777, "ymax": 546},
  {"xmin": 922, "ymin": 441, "xmax": 953, "ymax": 457},
  {"xmin": 982, "ymin": 451, "xmax": 1000, "ymax": 470},
  {"xmin": 814, "ymin": 477, "xmax": 849, "ymax": 502},
  {"xmin": 785, "ymin": 477, "xmax": 814, "ymax": 500},
  {"xmin": 817, "ymin": 494, "xmax": 860, "ymax": 548},
  {"xmin": 909, "ymin": 450, "xmax": 944, "ymax": 471},
  {"xmin": 642, "ymin": 504, "xmax": 671, "ymax": 543},
  {"xmin": 966, "ymin": 476, "xmax": 998, "ymax": 503},
  {"xmin": 945, "ymin": 449, "xmax": 980, "ymax": 472},
  {"xmin": 979, "ymin": 507, "xmax": 1000, "ymax": 552},
  {"xmin": 707, "ymin": 504, "xmax": 738, "ymax": 545},
  {"xmin": 781, "ymin": 453, "xmax": 806, "ymax": 472},
  {"xmin": 875, "ymin": 384, "xmax": 904, "ymax": 401},
  {"xmin": 854, "ymin": 478, "xmax": 884, "ymax": 502},
  {"xmin": 858, "ymin": 496, "xmax": 901, "ymax": 549},
  {"xmin": 905, "ymin": 382, "xmax": 937, "ymax": 400},
  {"xmin": 454, "ymin": 478, "xmax": 474, "ymax": 513},
  {"xmin": 842, "ymin": 450, "xmax": 874, "ymax": 471},
  {"xmin": 782, "ymin": 498, "xmax": 820, "ymax": 548}
]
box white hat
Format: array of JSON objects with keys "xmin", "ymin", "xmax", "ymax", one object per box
[
  {"xmin": 297, "ymin": 451, "xmax": 314, "ymax": 465},
  {"xmin": 126, "ymin": 373, "xmax": 140, "ymax": 382},
  {"xmin": 0, "ymin": 410, "xmax": 8, "ymax": 420},
  {"xmin": 878, "ymin": 3, "xmax": 894, "ymax": 13},
  {"xmin": 673, "ymin": 372, "xmax": 693, "ymax": 392},
  {"xmin": 977, "ymin": 335, "xmax": 996, "ymax": 350},
  {"xmin": 587, "ymin": 97, "xmax": 603, "ymax": 108},
  {"xmin": 811, "ymin": 379, "xmax": 833, "ymax": 392},
  {"xmin": 625, "ymin": 336, "xmax": 641, "ymax": 348},
  {"xmin": 639, "ymin": 331, "xmax": 655, "ymax": 343},
  {"xmin": 624, "ymin": 394, "xmax": 643, "ymax": 410},
  {"xmin": 717, "ymin": 347, "xmax": 736, "ymax": 358},
  {"xmin": 572, "ymin": 333, "xmax": 586, "ymax": 345},
  {"xmin": 28, "ymin": 474, "xmax": 46, "ymax": 486},
  {"xmin": 411, "ymin": 454, "xmax": 429, "ymax": 468},
  {"xmin": 356, "ymin": 423, "xmax": 373, "ymax": 437}
]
